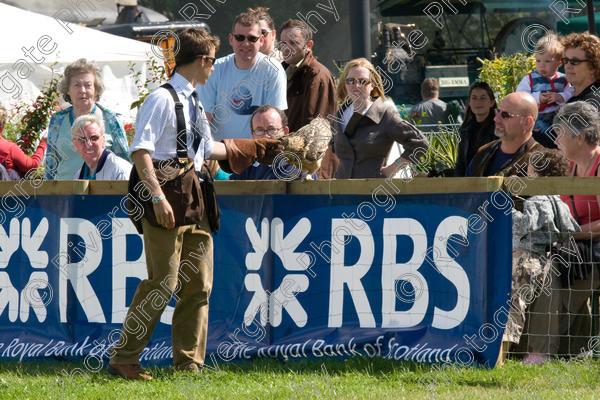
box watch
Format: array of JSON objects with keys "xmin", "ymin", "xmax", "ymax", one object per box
[{"xmin": 151, "ymin": 194, "xmax": 166, "ymax": 204}]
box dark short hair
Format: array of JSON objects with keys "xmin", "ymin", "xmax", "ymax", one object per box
[
  {"xmin": 247, "ymin": 7, "xmax": 274, "ymax": 30},
  {"xmin": 420, "ymin": 78, "xmax": 439, "ymax": 98},
  {"xmin": 250, "ymin": 105, "xmax": 288, "ymax": 131},
  {"xmin": 174, "ymin": 28, "xmax": 220, "ymax": 73},
  {"xmin": 530, "ymin": 149, "xmax": 570, "ymax": 177},
  {"xmin": 279, "ymin": 19, "xmax": 312, "ymax": 42},
  {"xmin": 464, "ymin": 81, "xmax": 496, "ymax": 123},
  {"xmin": 232, "ymin": 12, "xmax": 260, "ymax": 33}
]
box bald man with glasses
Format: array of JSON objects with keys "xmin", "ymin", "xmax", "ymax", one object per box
[
  {"xmin": 197, "ymin": 11, "xmax": 287, "ymax": 142},
  {"xmin": 466, "ymin": 92, "xmax": 543, "ymax": 177}
]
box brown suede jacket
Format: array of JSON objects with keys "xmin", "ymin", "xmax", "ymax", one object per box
[{"xmin": 283, "ymin": 51, "xmax": 337, "ymax": 132}]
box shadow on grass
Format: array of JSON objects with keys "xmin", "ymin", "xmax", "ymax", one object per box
[
  {"xmin": 1, "ymin": 355, "xmax": 565, "ymax": 391},
  {"xmin": 0, "ymin": 357, "xmax": 435, "ymax": 378}
]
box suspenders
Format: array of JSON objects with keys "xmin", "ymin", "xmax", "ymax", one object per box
[{"xmin": 161, "ymin": 83, "xmax": 192, "ymax": 164}]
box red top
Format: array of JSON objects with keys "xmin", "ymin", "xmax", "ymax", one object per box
[
  {"xmin": 0, "ymin": 137, "xmax": 47, "ymax": 177},
  {"xmin": 560, "ymin": 153, "xmax": 600, "ymax": 225}
]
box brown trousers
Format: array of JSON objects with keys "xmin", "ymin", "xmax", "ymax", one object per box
[
  {"xmin": 558, "ymin": 267, "xmax": 600, "ymax": 356},
  {"xmin": 110, "ymin": 216, "xmax": 213, "ymax": 367}
]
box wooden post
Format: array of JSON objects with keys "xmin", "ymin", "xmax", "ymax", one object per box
[{"xmin": 588, "ymin": 0, "xmax": 597, "ymax": 35}]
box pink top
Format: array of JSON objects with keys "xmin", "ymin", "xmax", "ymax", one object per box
[{"xmin": 560, "ymin": 153, "xmax": 600, "ymax": 225}]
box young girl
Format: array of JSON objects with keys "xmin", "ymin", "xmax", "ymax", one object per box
[{"xmin": 502, "ymin": 149, "xmax": 580, "ymax": 364}]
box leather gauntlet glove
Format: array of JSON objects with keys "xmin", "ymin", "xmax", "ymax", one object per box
[{"xmin": 219, "ymin": 138, "xmax": 282, "ymax": 174}]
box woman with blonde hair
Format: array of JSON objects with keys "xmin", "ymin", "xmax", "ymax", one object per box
[
  {"xmin": 45, "ymin": 58, "xmax": 129, "ymax": 180},
  {"xmin": 332, "ymin": 58, "xmax": 428, "ymax": 178}
]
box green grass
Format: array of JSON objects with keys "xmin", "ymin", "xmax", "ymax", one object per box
[{"xmin": 1, "ymin": 357, "xmax": 599, "ymax": 399}]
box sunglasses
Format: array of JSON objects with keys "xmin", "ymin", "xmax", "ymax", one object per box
[
  {"xmin": 345, "ymin": 78, "xmax": 370, "ymax": 86},
  {"xmin": 261, "ymin": 29, "xmax": 272, "ymax": 36},
  {"xmin": 495, "ymin": 109, "xmax": 526, "ymax": 119},
  {"xmin": 233, "ymin": 34, "xmax": 260, "ymax": 43},
  {"xmin": 197, "ymin": 55, "xmax": 215, "ymax": 66},
  {"xmin": 561, "ymin": 57, "xmax": 589, "ymax": 65}
]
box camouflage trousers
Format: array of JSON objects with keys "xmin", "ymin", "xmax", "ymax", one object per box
[{"xmin": 503, "ymin": 251, "xmax": 560, "ymax": 354}]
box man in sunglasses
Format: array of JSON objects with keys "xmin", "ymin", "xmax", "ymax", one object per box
[
  {"xmin": 108, "ymin": 28, "xmax": 281, "ymax": 381},
  {"xmin": 466, "ymin": 92, "xmax": 542, "ymax": 177},
  {"xmin": 197, "ymin": 12, "xmax": 287, "ymax": 142},
  {"xmin": 247, "ymin": 7, "xmax": 283, "ymax": 62}
]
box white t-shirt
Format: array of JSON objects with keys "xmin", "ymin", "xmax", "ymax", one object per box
[{"xmin": 197, "ymin": 53, "xmax": 287, "ymax": 141}]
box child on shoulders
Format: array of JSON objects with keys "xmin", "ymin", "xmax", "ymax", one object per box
[{"xmin": 516, "ymin": 33, "xmax": 573, "ymax": 148}]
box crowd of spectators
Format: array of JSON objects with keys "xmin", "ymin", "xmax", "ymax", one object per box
[
  {"xmin": 45, "ymin": 58, "xmax": 130, "ymax": 180},
  {"xmin": 0, "ymin": 9, "xmax": 599, "ymax": 366},
  {"xmin": 468, "ymin": 32, "xmax": 600, "ymax": 363}
]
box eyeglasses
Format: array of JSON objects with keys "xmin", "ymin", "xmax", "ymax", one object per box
[
  {"xmin": 74, "ymin": 135, "xmax": 101, "ymax": 144},
  {"xmin": 261, "ymin": 29, "xmax": 271, "ymax": 36},
  {"xmin": 561, "ymin": 57, "xmax": 589, "ymax": 65},
  {"xmin": 252, "ymin": 127, "xmax": 283, "ymax": 136},
  {"xmin": 345, "ymin": 78, "xmax": 370, "ymax": 86},
  {"xmin": 233, "ymin": 34, "xmax": 260, "ymax": 43},
  {"xmin": 197, "ymin": 55, "xmax": 215, "ymax": 66},
  {"xmin": 495, "ymin": 109, "xmax": 526, "ymax": 119}
]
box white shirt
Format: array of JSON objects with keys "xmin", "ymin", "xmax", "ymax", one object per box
[
  {"xmin": 75, "ymin": 150, "xmax": 133, "ymax": 180},
  {"xmin": 340, "ymin": 103, "xmax": 372, "ymax": 132},
  {"xmin": 130, "ymin": 72, "xmax": 212, "ymax": 171}
]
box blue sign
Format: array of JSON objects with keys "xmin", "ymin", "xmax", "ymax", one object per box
[{"xmin": 0, "ymin": 191, "xmax": 511, "ymax": 368}]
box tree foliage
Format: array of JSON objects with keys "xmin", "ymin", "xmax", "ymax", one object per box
[{"xmin": 477, "ymin": 53, "xmax": 536, "ymax": 103}]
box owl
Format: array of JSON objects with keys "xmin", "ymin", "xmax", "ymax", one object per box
[{"xmin": 277, "ymin": 117, "xmax": 333, "ymax": 176}]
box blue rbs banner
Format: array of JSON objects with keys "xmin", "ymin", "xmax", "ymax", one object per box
[{"xmin": 0, "ymin": 191, "xmax": 511, "ymax": 367}]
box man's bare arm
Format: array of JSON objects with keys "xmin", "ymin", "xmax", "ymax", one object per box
[{"xmin": 131, "ymin": 149, "xmax": 175, "ymax": 229}]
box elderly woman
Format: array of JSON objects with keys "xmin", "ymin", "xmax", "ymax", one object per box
[
  {"xmin": 553, "ymin": 101, "xmax": 600, "ymax": 356},
  {"xmin": 71, "ymin": 114, "xmax": 132, "ymax": 181},
  {"xmin": 454, "ymin": 82, "xmax": 497, "ymax": 176},
  {"xmin": 562, "ymin": 33, "xmax": 600, "ymax": 104},
  {"xmin": 44, "ymin": 58, "xmax": 129, "ymax": 180},
  {"xmin": 332, "ymin": 58, "xmax": 428, "ymax": 179},
  {"xmin": 0, "ymin": 103, "xmax": 47, "ymax": 179}
]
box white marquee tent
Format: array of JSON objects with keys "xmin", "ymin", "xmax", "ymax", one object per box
[{"xmin": 0, "ymin": 3, "xmax": 160, "ymax": 122}]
